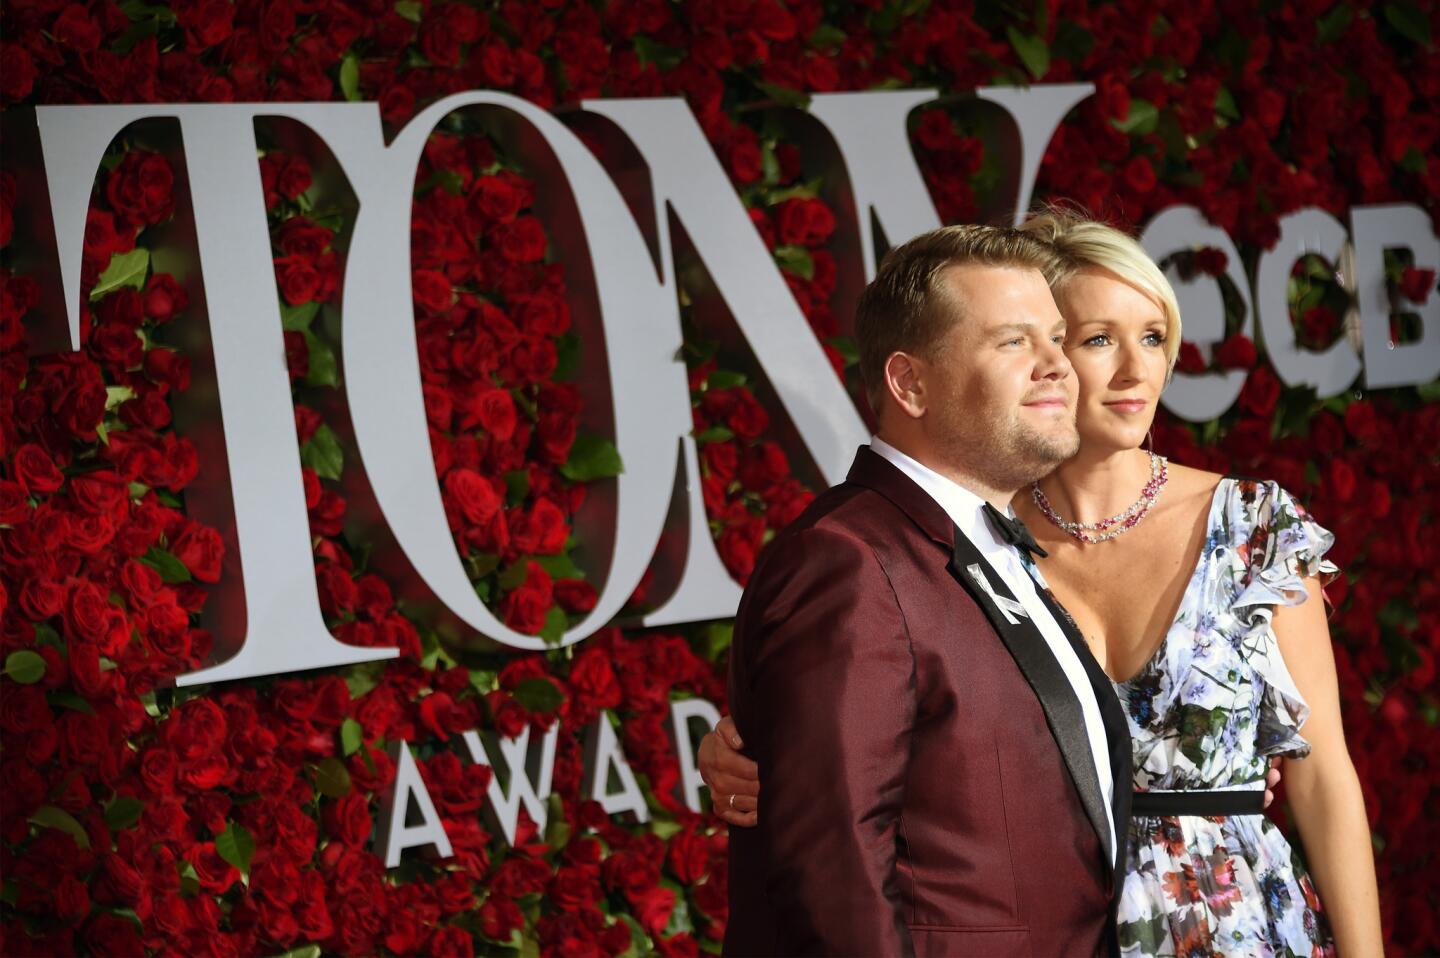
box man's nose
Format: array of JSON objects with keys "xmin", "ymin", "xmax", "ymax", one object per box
[{"xmin": 1037, "ymin": 337, "xmax": 1073, "ymax": 380}]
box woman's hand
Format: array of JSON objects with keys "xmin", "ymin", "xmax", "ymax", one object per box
[{"xmin": 698, "ymin": 716, "xmax": 759, "ymax": 827}]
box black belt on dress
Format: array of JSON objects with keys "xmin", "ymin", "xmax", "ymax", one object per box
[{"xmin": 1131, "ymin": 790, "xmax": 1266, "ymax": 817}]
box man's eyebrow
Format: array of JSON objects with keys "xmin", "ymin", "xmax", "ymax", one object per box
[{"xmin": 989, "ymin": 322, "xmax": 1031, "ymax": 337}]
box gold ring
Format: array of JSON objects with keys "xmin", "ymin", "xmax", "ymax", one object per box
[{"xmin": 728, "ymin": 793, "xmax": 736, "ymax": 809}]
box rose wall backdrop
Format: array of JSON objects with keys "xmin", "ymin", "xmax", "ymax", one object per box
[{"xmin": 1, "ymin": 0, "xmax": 1438, "ymax": 955}]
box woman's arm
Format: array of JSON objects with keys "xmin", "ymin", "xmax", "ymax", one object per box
[{"xmin": 1274, "ymin": 577, "xmax": 1383, "ymax": 956}]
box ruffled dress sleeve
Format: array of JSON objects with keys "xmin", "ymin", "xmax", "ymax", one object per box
[{"xmin": 1224, "ymin": 479, "xmax": 1338, "ymax": 760}]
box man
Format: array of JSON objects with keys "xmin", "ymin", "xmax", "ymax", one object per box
[{"xmin": 719, "ymin": 225, "xmax": 1131, "ymax": 956}]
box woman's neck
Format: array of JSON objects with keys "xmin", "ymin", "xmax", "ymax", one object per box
[{"xmin": 1034, "ymin": 444, "xmax": 1154, "ymax": 525}]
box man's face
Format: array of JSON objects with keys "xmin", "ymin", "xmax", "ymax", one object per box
[{"xmin": 920, "ymin": 264, "xmax": 1079, "ymax": 489}]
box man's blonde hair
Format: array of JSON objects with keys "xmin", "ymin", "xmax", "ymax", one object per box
[
  {"xmin": 1019, "ymin": 207, "xmax": 1184, "ymax": 371},
  {"xmin": 855, "ymin": 224, "xmax": 1071, "ymax": 415}
]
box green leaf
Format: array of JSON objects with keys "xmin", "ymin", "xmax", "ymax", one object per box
[
  {"xmin": 314, "ymin": 756, "xmax": 352, "ymax": 798},
  {"xmin": 1384, "ymin": 0, "xmax": 1432, "ymax": 46},
  {"xmin": 504, "ymin": 469, "xmax": 531, "ymax": 506},
  {"xmin": 693, "ymin": 426, "xmax": 735, "ymax": 445},
  {"xmin": 1111, "ymin": 99, "xmax": 1159, "ymax": 135},
  {"xmin": 535, "ymin": 553, "xmax": 584, "ymax": 580},
  {"xmin": 705, "ymin": 370, "xmax": 747, "ymax": 390},
  {"xmin": 394, "ymin": 0, "xmax": 422, "ymax": 22},
  {"xmin": 807, "ymin": 24, "xmax": 847, "ymax": 49},
  {"xmin": 1316, "ymin": 3, "xmax": 1353, "ymax": 44},
  {"xmin": 280, "ymin": 299, "xmax": 320, "ymax": 331},
  {"xmin": 300, "ymin": 423, "xmax": 344, "ymax": 481},
  {"xmin": 1, "ymin": 881, "xmax": 18, "ymax": 906},
  {"xmin": 633, "ymin": 35, "xmax": 685, "ymax": 71},
  {"xmin": 649, "ymin": 818, "xmax": 683, "ymax": 840},
  {"xmin": 559, "ymin": 434, "xmax": 624, "ymax": 482},
  {"xmin": 340, "ymin": 717, "xmax": 364, "ymax": 757},
  {"xmin": 48, "ymin": 691, "xmax": 96, "ymax": 714},
  {"xmin": 339, "ymin": 52, "xmax": 361, "ymax": 102},
  {"xmin": 1006, "ymin": 26, "xmax": 1050, "ymax": 80},
  {"xmin": 120, "ymin": 0, "xmax": 177, "ymax": 21},
  {"xmin": 513, "ymin": 677, "xmax": 564, "ymax": 713},
  {"xmin": 90, "ymin": 249, "xmax": 149, "ymax": 301},
  {"xmin": 272, "ymin": 946, "xmax": 323, "ymax": 958},
  {"xmin": 827, "ymin": 336, "xmax": 860, "ymax": 367},
  {"xmin": 773, "ymin": 244, "xmax": 815, "ymax": 280},
  {"xmin": 753, "ymin": 80, "xmax": 812, "ymax": 109},
  {"xmin": 539, "ymin": 605, "xmax": 568, "ymax": 645},
  {"xmin": 543, "ymin": 793, "xmax": 569, "ymax": 847},
  {"xmin": 105, "ymin": 385, "xmax": 136, "ymax": 411},
  {"xmin": 4, "ymin": 650, "xmax": 45, "ymax": 684},
  {"xmin": 29, "ymin": 805, "xmax": 90, "ymax": 849},
  {"xmin": 1051, "ymin": 19, "xmax": 1095, "ymax": 62},
  {"xmin": 141, "ymin": 546, "xmax": 192, "ymax": 584},
  {"xmin": 553, "ymin": 331, "xmax": 581, "ymax": 381},
  {"xmin": 1214, "ymin": 87, "xmax": 1240, "ymax": 122},
  {"xmin": 1416, "ymin": 380, "xmax": 1440, "ymax": 403},
  {"xmin": 302, "ymin": 330, "xmax": 339, "ymax": 388},
  {"xmin": 465, "ymin": 552, "xmax": 502, "ymax": 580},
  {"xmin": 105, "ymin": 796, "xmax": 145, "ymax": 832},
  {"xmin": 498, "ymin": 560, "xmax": 531, "ymax": 592},
  {"xmin": 216, "ymin": 821, "xmax": 255, "ymax": 877},
  {"xmin": 701, "ymin": 622, "xmax": 733, "ymax": 663}
]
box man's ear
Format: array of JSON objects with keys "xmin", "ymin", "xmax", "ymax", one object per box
[{"xmin": 884, "ymin": 351, "xmax": 928, "ymax": 420}]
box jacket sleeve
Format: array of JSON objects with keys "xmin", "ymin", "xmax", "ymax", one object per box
[{"xmin": 732, "ymin": 526, "xmax": 916, "ymax": 955}]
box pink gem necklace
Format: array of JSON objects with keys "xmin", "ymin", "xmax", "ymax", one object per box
[{"xmin": 1031, "ymin": 452, "xmax": 1168, "ymax": 544}]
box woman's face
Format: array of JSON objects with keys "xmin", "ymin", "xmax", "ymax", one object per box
[{"xmin": 1053, "ymin": 267, "xmax": 1171, "ymax": 454}]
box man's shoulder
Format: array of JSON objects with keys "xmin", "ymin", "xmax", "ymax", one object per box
[{"xmin": 776, "ymin": 479, "xmax": 913, "ymax": 545}]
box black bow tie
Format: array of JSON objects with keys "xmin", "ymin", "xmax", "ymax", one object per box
[{"xmin": 982, "ymin": 502, "xmax": 1048, "ymax": 559}]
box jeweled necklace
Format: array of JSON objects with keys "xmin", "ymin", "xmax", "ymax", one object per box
[{"xmin": 1031, "ymin": 452, "xmax": 1168, "ymax": 544}]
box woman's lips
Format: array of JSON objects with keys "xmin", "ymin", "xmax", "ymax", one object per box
[{"xmin": 1103, "ymin": 399, "xmax": 1148, "ymax": 413}]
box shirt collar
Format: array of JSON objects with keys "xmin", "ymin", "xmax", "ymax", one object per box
[{"xmin": 869, "ymin": 436, "xmax": 1011, "ymax": 557}]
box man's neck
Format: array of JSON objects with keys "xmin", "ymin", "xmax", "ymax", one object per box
[{"xmin": 873, "ymin": 430, "xmax": 1020, "ymax": 511}]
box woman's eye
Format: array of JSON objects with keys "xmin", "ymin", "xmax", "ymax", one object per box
[
  {"xmin": 1143, "ymin": 332, "xmax": 1167, "ymax": 346},
  {"xmin": 1083, "ymin": 334, "xmax": 1110, "ymax": 347}
]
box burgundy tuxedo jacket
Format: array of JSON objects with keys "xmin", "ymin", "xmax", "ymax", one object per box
[{"xmin": 724, "ymin": 446, "xmax": 1132, "ymax": 957}]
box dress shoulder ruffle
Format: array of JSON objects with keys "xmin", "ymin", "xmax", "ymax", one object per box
[{"xmin": 1221, "ymin": 478, "xmax": 1338, "ymax": 759}]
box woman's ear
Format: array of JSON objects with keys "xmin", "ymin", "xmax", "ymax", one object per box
[{"xmin": 884, "ymin": 351, "xmax": 928, "ymax": 420}]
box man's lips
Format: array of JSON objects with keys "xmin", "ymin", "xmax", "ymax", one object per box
[{"xmin": 1023, "ymin": 397, "xmax": 1069, "ymax": 408}]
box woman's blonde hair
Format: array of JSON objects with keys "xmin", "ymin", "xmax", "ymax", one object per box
[{"xmin": 1019, "ymin": 206, "xmax": 1183, "ymax": 371}]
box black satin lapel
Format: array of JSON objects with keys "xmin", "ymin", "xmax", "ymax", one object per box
[
  {"xmin": 1032, "ymin": 583, "xmax": 1133, "ymax": 878},
  {"xmin": 947, "ymin": 526, "xmax": 1115, "ymax": 870}
]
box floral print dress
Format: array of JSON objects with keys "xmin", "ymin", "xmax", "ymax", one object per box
[{"xmin": 1111, "ymin": 478, "xmax": 1337, "ymax": 957}]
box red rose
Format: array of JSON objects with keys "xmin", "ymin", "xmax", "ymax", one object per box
[
  {"xmin": 498, "ymin": 216, "xmax": 547, "ymax": 263},
  {"xmin": 472, "ymin": 174, "xmax": 523, "ymax": 222},
  {"xmin": 260, "ymin": 152, "xmax": 312, "ymax": 207},
  {"xmin": 1237, "ymin": 365, "xmax": 1281, "ymax": 417},
  {"xmin": 499, "ymin": 561, "xmax": 553, "ymax": 635},
  {"xmin": 1300, "ymin": 306, "xmax": 1339, "ymax": 345},
  {"xmin": 568, "ymin": 646, "xmax": 621, "ymax": 712},
  {"xmin": 177, "ymin": 0, "xmax": 235, "ymax": 49},
  {"xmin": 1121, "ymin": 155, "xmax": 1157, "ymax": 194},
  {"xmin": 725, "ymin": 388, "xmax": 770, "ymax": 441},
  {"xmin": 0, "ymin": 685, "xmax": 50, "ymax": 735},
  {"xmin": 412, "ymin": 268, "xmax": 454, "ymax": 314},
  {"xmin": 554, "ymin": 579, "xmax": 597, "ymax": 614},
  {"xmin": 455, "ymin": 385, "xmax": 516, "ymax": 439},
  {"xmin": 64, "ymin": 578, "xmax": 117, "ymax": 645},
  {"xmin": 776, "ymin": 197, "xmax": 837, "ymax": 248},
  {"xmin": 106, "ymin": 151, "xmax": 175, "ymax": 227},
  {"xmin": 717, "ymin": 523, "xmax": 760, "ymax": 582},
  {"xmin": 630, "ymin": 885, "xmax": 677, "ymax": 935},
  {"xmin": 427, "ymin": 927, "xmax": 474, "ymax": 958},
  {"xmin": 739, "ymin": 441, "xmax": 789, "ymax": 490},
  {"xmin": 1195, "ymin": 247, "xmax": 1228, "ymax": 276},
  {"xmin": 479, "ymin": 897, "xmax": 524, "ymax": 942},
  {"xmin": 276, "ymin": 216, "xmax": 334, "ymax": 259},
  {"xmin": 0, "ymin": 43, "xmax": 36, "ymax": 102},
  {"xmin": 13, "ymin": 443, "xmax": 64, "ymax": 495},
  {"xmin": 1213, "ymin": 334, "xmax": 1257, "ymax": 370},
  {"xmin": 85, "ymin": 914, "xmax": 146, "ymax": 956},
  {"xmin": 171, "ymin": 522, "xmax": 224, "ymax": 582},
  {"xmin": 703, "ymin": 441, "xmax": 738, "ymax": 481},
  {"xmin": 324, "ymin": 793, "xmax": 373, "ymax": 848},
  {"xmin": 667, "ymin": 831, "xmax": 711, "ymax": 884},
  {"xmin": 509, "ymin": 498, "xmax": 568, "ymax": 555},
  {"xmin": 444, "ymin": 468, "xmax": 502, "ymax": 525},
  {"xmin": 728, "ymin": 138, "xmax": 762, "ymax": 184},
  {"xmin": 1399, "ymin": 266, "xmax": 1435, "ymax": 304},
  {"xmin": 1344, "ymin": 399, "xmax": 1379, "ymax": 442},
  {"xmin": 275, "ymin": 255, "xmax": 322, "ymax": 305},
  {"xmin": 54, "ymin": 4, "xmax": 102, "ymax": 51}
]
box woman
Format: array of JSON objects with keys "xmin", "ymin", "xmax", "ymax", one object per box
[{"xmin": 698, "ymin": 210, "xmax": 1382, "ymax": 956}]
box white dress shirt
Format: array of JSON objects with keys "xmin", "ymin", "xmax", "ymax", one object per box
[{"xmin": 870, "ymin": 437, "xmax": 1117, "ymax": 855}]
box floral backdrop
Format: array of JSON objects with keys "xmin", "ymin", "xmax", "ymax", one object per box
[{"xmin": 1, "ymin": 0, "xmax": 1437, "ymax": 955}]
